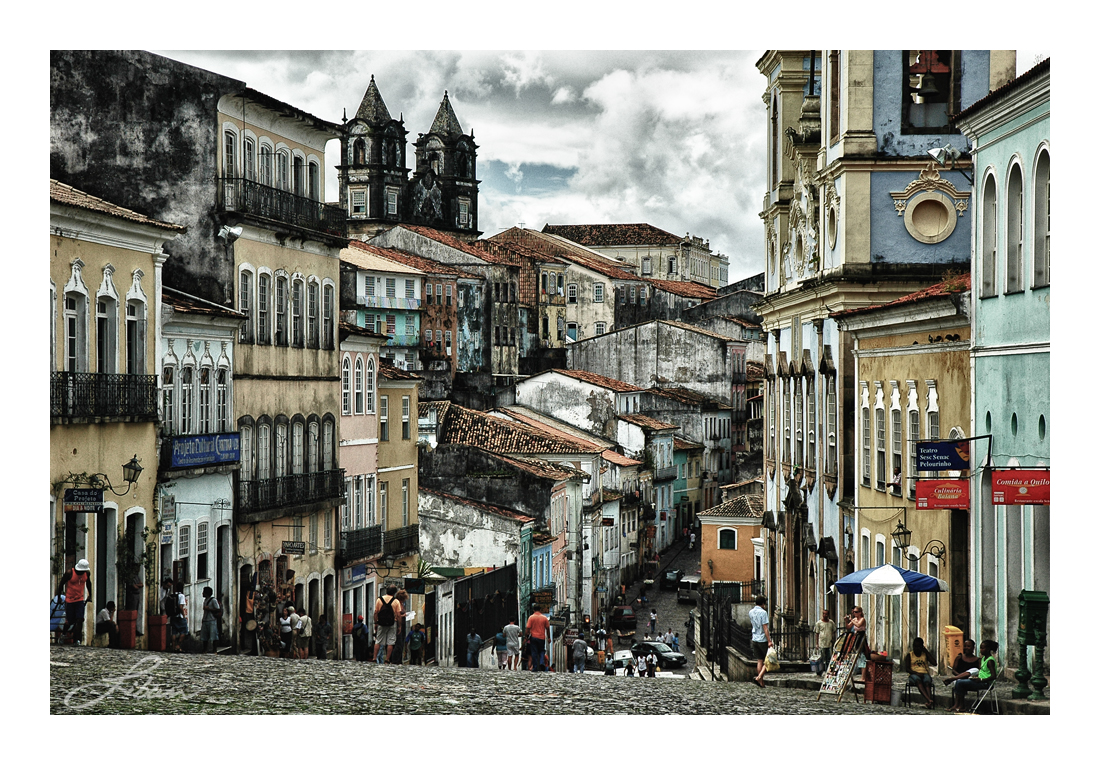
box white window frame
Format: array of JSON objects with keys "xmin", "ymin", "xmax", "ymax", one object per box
[
  {"xmin": 341, "ymin": 355, "xmax": 352, "ymax": 415},
  {"xmin": 354, "ymin": 356, "xmax": 364, "ymax": 415},
  {"xmin": 365, "ymin": 357, "xmax": 376, "ymax": 414},
  {"xmin": 593, "ymin": 283, "xmax": 604, "ymax": 303},
  {"xmin": 874, "ymin": 383, "xmax": 886, "ymax": 491},
  {"xmin": 718, "ymin": 527, "xmax": 737, "ymax": 550},
  {"xmin": 1032, "ymin": 146, "xmax": 1050, "ymax": 289},
  {"xmin": 980, "ymin": 173, "xmax": 998, "ymax": 297},
  {"xmin": 1006, "ymin": 160, "xmax": 1024, "ymax": 294}
]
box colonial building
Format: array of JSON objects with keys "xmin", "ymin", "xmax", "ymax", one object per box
[
  {"xmin": 832, "ymin": 274, "xmax": 972, "ymax": 662},
  {"xmin": 698, "ymin": 494, "xmax": 766, "ymax": 587},
  {"xmin": 753, "ymin": 49, "xmax": 1014, "ymax": 636},
  {"xmin": 542, "ymin": 223, "xmax": 729, "ymax": 287},
  {"xmin": 340, "ymin": 242, "xmax": 424, "ymax": 372},
  {"xmin": 50, "ymin": 179, "xmax": 183, "ymax": 646},
  {"xmin": 339, "ymin": 78, "xmax": 480, "ymax": 241},
  {"xmin": 954, "ymin": 59, "xmax": 1050, "ymax": 671}
]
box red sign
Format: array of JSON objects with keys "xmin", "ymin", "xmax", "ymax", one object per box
[
  {"xmin": 342, "ymin": 613, "xmax": 353, "ymax": 636},
  {"xmin": 915, "ymin": 479, "xmax": 970, "ymax": 509},
  {"xmin": 991, "ymin": 469, "xmax": 1050, "ymax": 505}
]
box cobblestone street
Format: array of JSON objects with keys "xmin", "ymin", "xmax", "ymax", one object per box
[{"xmin": 50, "ymin": 645, "xmax": 938, "ymax": 715}]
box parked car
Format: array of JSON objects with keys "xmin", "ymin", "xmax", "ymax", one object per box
[
  {"xmin": 660, "ymin": 569, "xmax": 683, "ymax": 590},
  {"xmin": 677, "ymin": 574, "xmax": 700, "ymax": 604},
  {"xmin": 631, "ymin": 640, "xmax": 688, "ymax": 669},
  {"xmin": 610, "ymin": 606, "xmax": 637, "ymax": 630}
]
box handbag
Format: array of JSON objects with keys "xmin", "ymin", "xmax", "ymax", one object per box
[{"xmin": 764, "ymin": 646, "xmax": 780, "ymax": 672}]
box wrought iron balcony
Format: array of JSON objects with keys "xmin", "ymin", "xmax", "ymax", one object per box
[
  {"xmin": 217, "ymin": 177, "xmax": 346, "ymax": 238},
  {"xmin": 343, "ymin": 524, "xmax": 383, "ymax": 562},
  {"xmin": 383, "ymin": 524, "xmax": 419, "ymax": 558},
  {"xmin": 51, "ymin": 371, "xmax": 158, "ymax": 422},
  {"xmin": 237, "ymin": 468, "xmax": 345, "ymax": 518}
]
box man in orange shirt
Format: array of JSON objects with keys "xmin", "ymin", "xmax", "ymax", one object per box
[{"xmin": 525, "ymin": 604, "xmax": 550, "ymax": 672}]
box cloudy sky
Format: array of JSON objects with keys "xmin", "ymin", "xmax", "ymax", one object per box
[{"xmin": 155, "ymin": 50, "xmax": 769, "ymax": 282}]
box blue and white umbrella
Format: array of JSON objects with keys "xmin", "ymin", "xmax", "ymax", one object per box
[{"xmin": 830, "ymin": 564, "xmax": 948, "ymax": 596}]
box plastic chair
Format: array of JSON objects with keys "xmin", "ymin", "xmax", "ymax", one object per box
[
  {"xmin": 969, "ymin": 666, "xmax": 1003, "ymax": 714},
  {"xmin": 904, "ymin": 673, "xmax": 937, "ymax": 708}
]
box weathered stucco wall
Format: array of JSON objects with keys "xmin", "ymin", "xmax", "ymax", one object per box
[
  {"xmin": 417, "ymin": 491, "xmax": 524, "ymax": 568},
  {"xmin": 515, "ymin": 373, "xmax": 618, "ymax": 442}
]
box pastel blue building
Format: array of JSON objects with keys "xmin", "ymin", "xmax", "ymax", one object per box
[{"xmin": 955, "ymin": 59, "xmax": 1050, "ymax": 671}]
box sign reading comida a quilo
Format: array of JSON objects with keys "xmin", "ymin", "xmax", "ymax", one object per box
[
  {"xmin": 915, "ymin": 479, "xmax": 970, "ymax": 509},
  {"xmin": 64, "ymin": 488, "xmax": 104, "ymax": 514},
  {"xmin": 170, "ymin": 433, "xmax": 241, "ymax": 469},
  {"xmin": 991, "ymin": 469, "xmax": 1050, "ymax": 506},
  {"xmin": 916, "ymin": 440, "xmax": 971, "ymax": 472}
]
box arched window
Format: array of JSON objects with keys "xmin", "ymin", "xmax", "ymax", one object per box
[
  {"xmin": 257, "ymin": 273, "xmax": 271, "ymax": 344},
  {"xmin": 1006, "ymin": 163, "xmax": 1024, "ymax": 293},
  {"xmin": 826, "ymin": 375, "xmax": 838, "ymax": 475},
  {"xmin": 198, "ymin": 364, "xmax": 212, "ymax": 433},
  {"xmin": 276, "ymin": 150, "xmax": 290, "ymax": 190},
  {"xmin": 292, "ymin": 420, "xmax": 304, "ymax": 475},
  {"xmin": 307, "ymin": 280, "xmax": 319, "ymax": 348},
  {"xmin": 239, "ymin": 269, "xmax": 253, "ymax": 343},
  {"xmin": 162, "ymin": 365, "xmax": 175, "ymax": 434},
  {"xmin": 806, "ymin": 376, "xmax": 816, "ymax": 470},
  {"xmin": 239, "ymin": 421, "xmax": 254, "ymax": 482},
  {"xmin": 322, "ymin": 283, "xmax": 335, "ymax": 350},
  {"xmin": 274, "ymin": 275, "xmax": 288, "ymax": 346},
  {"xmin": 96, "ymin": 295, "xmax": 118, "ymax": 373},
  {"xmin": 244, "ymin": 138, "xmax": 256, "ymax": 181},
  {"xmin": 257, "ymin": 421, "xmax": 271, "ymax": 480},
  {"xmin": 719, "ymin": 528, "xmax": 737, "ymax": 550},
  {"xmin": 216, "ymin": 368, "xmax": 229, "ymax": 433},
  {"xmin": 291, "ymin": 278, "xmax": 304, "ymax": 347},
  {"xmin": 365, "ymin": 357, "xmax": 376, "ymax": 413},
  {"xmin": 354, "ymin": 356, "xmax": 364, "ymax": 414},
  {"xmin": 354, "ymin": 138, "xmax": 366, "ymax": 165},
  {"xmin": 307, "ymin": 420, "xmax": 320, "ymax": 474},
  {"xmin": 293, "ymin": 155, "xmax": 305, "ymax": 196},
  {"xmin": 125, "ymin": 299, "xmax": 146, "ymax": 374},
  {"xmin": 224, "ymin": 130, "xmax": 237, "ymax": 177},
  {"xmin": 308, "ymin": 161, "xmax": 320, "ymax": 201},
  {"xmin": 179, "ymin": 366, "xmax": 194, "ymax": 434},
  {"xmin": 341, "ymin": 356, "xmax": 352, "ymax": 415},
  {"xmin": 275, "ymin": 420, "xmax": 288, "ymax": 478},
  {"xmin": 980, "ymin": 174, "xmax": 997, "ymax": 297},
  {"xmin": 259, "ymin": 145, "xmax": 273, "ymax": 186},
  {"xmin": 322, "ymin": 417, "xmax": 335, "ymax": 471},
  {"xmin": 1033, "ymin": 149, "xmax": 1050, "ymax": 288}
]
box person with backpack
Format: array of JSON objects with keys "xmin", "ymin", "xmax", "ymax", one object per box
[
  {"xmin": 163, "ymin": 578, "xmax": 188, "ymax": 652},
  {"xmin": 201, "ymin": 586, "xmax": 221, "ymax": 653},
  {"xmin": 295, "ymin": 607, "xmax": 313, "ymax": 659},
  {"xmin": 373, "ymin": 585, "xmax": 404, "ymax": 663},
  {"xmin": 58, "ymin": 559, "xmax": 92, "ymax": 644},
  {"xmin": 406, "ymin": 622, "xmax": 426, "ymax": 665}
]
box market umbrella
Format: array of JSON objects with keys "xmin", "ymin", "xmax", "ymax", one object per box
[{"xmin": 829, "ymin": 564, "xmax": 948, "ymax": 596}]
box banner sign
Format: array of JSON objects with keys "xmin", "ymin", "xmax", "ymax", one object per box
[
  {"xmin": 64, "ymin": 488, "xmax": 103, "ymax": 514},
  {"xmin": 915, "ymin": 479, "xmax": 970, "ymax": 509},
  {"xmin": 282, "ymin": 541, "xmax": 306, "ymax": 555},
  {"xmin": 160, "ymin": 521, "xmax": 174, "ymax": 545},
  {"xmin": 170, "ymin": 432, "xmax": 241, "ymax": 469},
  {"xmin": 992, "ymin": 469, "xmax": 1050, "ymax": 505},
  {"xmin": 161, "ymin": 493, "xmax": 176, "ymax": 522},
  {"xmin": 916, "ymin": 440, "xmax": 971, "ymax": 472},
  {"xmin": 530, "ymin": 588, "xmax": 555, "ymax": 611}
]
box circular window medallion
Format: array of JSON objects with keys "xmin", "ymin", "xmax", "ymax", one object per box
[
  {"xmin": 903, "ymin": 192, "xmax": 957, "ymax": 244},
  {"xmin": 827, "ymin": 204, "xmax": 838, "ymax": 250}
]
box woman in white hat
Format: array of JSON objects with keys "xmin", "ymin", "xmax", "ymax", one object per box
[{"xmin": 58, "ymin": 559, "xmax": 92, "ymax": 644}]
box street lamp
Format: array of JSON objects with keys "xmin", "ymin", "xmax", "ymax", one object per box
[
  {"xmin": 891, "ymin": 517, "xmax": 946, "ymax": 564},
  {"xmin": 927, "ymin": 145, "xmax": 973, "ymax": 185},
  {"xmin": 66, "ymin": 455, "xmax": 144, "ymax": 497}
]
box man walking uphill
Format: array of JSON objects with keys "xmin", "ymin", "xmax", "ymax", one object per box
[
  {"xmin": 750, "ymin": 594, "xmax": 773, "ymax": 687},
  {"xmin": 502, "ymin": 617, "xmax": 523, "ymax": 670},
  {"xmin": 525, "ymin": 604, "xmax": 550, "ymax": 672},
  {"xmin": 373, "ymin": 585, "xmax": 404, "ymax": 664},
  {"xmin": 59, "ymin": 559, "xmax": 92, "ymax": 644}
]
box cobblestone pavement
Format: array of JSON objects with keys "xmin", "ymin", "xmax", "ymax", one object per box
[{"xmin": 50, "ymin": 644, "xmax": 938, "ymax": 715}]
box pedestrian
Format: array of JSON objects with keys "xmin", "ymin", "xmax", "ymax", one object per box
[
  {"xmin": 572, "ymin": 633, "xmax": 588, "ymax": 673},
  {"xmin": 648, "ymin": 609, "xmax": 657, "ymax": 635},
  {"xmin": 663, "ymin": 628, "xmax": 675, "ymax": 645},
  {"xmin": 200, "ymin": 586, "xmax": 221, "ymax": 654},
  {"xmin": 169, "ymin": 580, "xmax": 188, "ymax": 652},
  {"xmin": 646, "ymin": 652, "xmax": 657, "ymax": 677},
  {"xmin": 351, "ymin": 615, "xmax": 369, "ymax": 661},
  {"xmin": 50, "ymin": 592, "xmax": 67, "ymax": 642},
  {"xmin": 689, "ymin": 531, "xmax": 696, "ymax": 549},
  {"xmin": 278, "ymin": 606, "xmax": 294, "ymax": 657},
  {"xmin": 407, "ymin": 623, "xmax": 426, "ymax": 665},
  {"xmin": 812, "ymin": 609, "xmax": 836, "ymax": 675},
  {"xmin": 502, "ymin": 617, "xmax": 523, "ymax": 670},
  {"xmin": 465, "ymin": 627, "xmax": 483, "ymax": 668},
  {"xmin": 625, "ymin": 655, "xmax": 636, "ymax": 677},
  {"xmin": 296, "ymin": 607, "xmax": 313, "ymax": 659},
  {"xmin": 672, "ymin": 632, "xmax": 680, "ymax": 652},
  {"xmin": 749, "ymin": 594, "xmax": 773, "ymax": 688},
  {"xmin": 315, "ymin": 615, "xmax": 333, "ymax": 660},
  {"xmin": 373, "ymin": 585, "xmax": 403, "ymax": 663},
  {"xmin": 525, "ymin": 603, "xmax": 550, "ymax": 672},
  {"xmin": 494, "ymin": 629, "xmax": 508, "ymax": 669},
  {"xmin": 95, "ymin": 601, "xmax": 120, "ymax": 648},
  {"xmin": 58, "ymin": 558, "xmax": 92, "ymax": 644},
  {"xmin": 389, "ymin": 589, "xmax": 409, "ymax": 664}
]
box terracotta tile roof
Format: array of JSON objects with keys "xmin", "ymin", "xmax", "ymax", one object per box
[
  {"xmin": 51, "ymin": 179, "xmax": 186, "ymax": 232},
  {"xmin": 419, "ymin": 400, "xmax": 451, "ymax": 420},
  {"xmin": 953, "ymin": 57, "xmax": 1049, "ymax": 123},
  {"xmin": 491, "ymin": 408, "xmax": 606, "ymax": 452},
  {"xmin": 340, "ymin": 320, "xmax": 389, "ymax": 341},
  {"xmin": 162, "ymin": 287, "xmax": 244, "ymax": 320},
  {"xmin": 618, "ymin": 413, "xmax": 680, "ymax": 432},
  {"xmin": 342, "ymin": 241, "xmax": 424, "ymax": 275},
  {"xmin": 601, "ymin": 449, "xmax": 643, "ymax": 467},
  {"xmin": 542, "ymin": 223, "xmax": 683, "ymax": 247},
  {"xmin": 644, "ymin": 278, "xmax": 718, "ymax": 300},
  {"xmin": 351, "ymin": 240, "xmax": 470, "ymax": 278},
  {"xmin": 647, "ymin": 386, "xmax": 730, "ymax": 409},
  {"xmin": 480, "ymin": 239, "xmax": 565, "ymax": 265},
  {"xmin": 494, "ymin": 228, "xmax": 639, "ymax": 281},
  {"xmin": 420, "ymin": 486, "xmax": 534, "ymax": 523},
  {"xmin": 489, "ymin": 452, "xmax": 589, "ymax": 481},
  {"xmin": 437, "ymin": 402, "xmax": 602, "ymax": 455},
  {"xmin": 747, "ymin": 361, "xmax": 766, "ymax": 381},
  {"xmin": 378, "ymin": 360, "xmax": 421, "ymax": 380},
  {"xmin": 395, "ymin": 225, "xmax": 487, "ymax": 260},
  {"xmin": 829, "ymin": 274, "xmax": 971, "ymax": 319},
  {"xmin": 698, "ymin": 493, "xmax": 765, "ymax": 519},
  {"xmin": 674, "ymin": 438, "xmax": 704, "ymax": 451},
  {"xmin": 551, "ymin": 368, "xmax": 642, "ymax": 393}
]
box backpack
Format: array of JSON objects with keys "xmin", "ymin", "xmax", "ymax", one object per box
[
  {"xmin": 206, "ymin": 597, "xmax": 223, "ymax": 620},
  {"xmin": 408, "ymin": 630, "xmax": 424, "ymax": 651},
  {"xmin": 377, "ymin": 596, "xmax": 396, "ymax": 627},
  {"xmin": 164, "ymin": 591, "xmax": 179, "ymax": 618}
]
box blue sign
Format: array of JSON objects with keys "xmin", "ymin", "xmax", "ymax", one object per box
[
  {"xmin": 916, "ymin": 440, "xmax": 971, "ymax": 472},
  {"xmin": 170, "ymin": 433, "xmax": 241, "ymax": 468}
]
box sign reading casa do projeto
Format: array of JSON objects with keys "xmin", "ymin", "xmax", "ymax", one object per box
[
  {"xmin": 991, "ymin": 469, "xmax": 1050, "ymax": 505},
  {"xmin": 916, "ymin": 440, "xmax": 971, "ymax": 472},
  {"xmin": 916, "ymin": 479, "xmax": 970, "ymax": 509}
]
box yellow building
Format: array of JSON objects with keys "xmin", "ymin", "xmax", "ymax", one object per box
[
  {"xmin": 50, "ymin": 180, "xmax": 184, "ymax": 646},
  {"xmin": 833, "ymin": 274, "xmax": 972, "ymax": 666}
]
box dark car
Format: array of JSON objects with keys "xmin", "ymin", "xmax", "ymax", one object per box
[
  {"xmin": 610, "ymin": 606, "xmax": 637, "ymax": 630},
  {"xmin": 631, "ymin": 640, "xmax": 688, "ymax": 669},
  {"xmin": 660, "ymin": 569, "xmax": 683, "ymax": 590}
]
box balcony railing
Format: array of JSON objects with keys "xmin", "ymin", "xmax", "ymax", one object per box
[
  {"xmin": 51, "ymin": 371, "xmax": 158, "ymax": 421},
  {"xmin": 359, "ymin": 296, "xmax": 422, "ymax": 311},
  {"xmin": 654, "ymin": 465, "xmax": 677, "ymax": 482},
  {"xmin": 343, "ymin": 524, "xmax": 383, "ymax": 562},
  {"xmin": 218, "ymin": 177, "xmax": 346, "ymax": 238},
  {"xmin": 383, "ymin": 524, "xmax": 419, "ymax": 558},
  {"xmin": 237, "ymin": 469, "xmax": 345, "ymax": 515}
]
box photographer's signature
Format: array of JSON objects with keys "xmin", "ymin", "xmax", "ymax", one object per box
[{"xmin": 63, "ymin": 657, "xmax": 198, "ymax": 710}]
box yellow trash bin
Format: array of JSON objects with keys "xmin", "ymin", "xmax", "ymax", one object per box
[{"xmin": 943, "ymin": 625, "xmax": 964, "ymax": 672}]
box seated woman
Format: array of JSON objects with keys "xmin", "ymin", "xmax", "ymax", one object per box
[
  {"xmin": 943, "ymin": 639, "xmax": 981, "ymax": 685},
  {"xmin": 949, "ymin": 639, "xmax": 999, "ymax": 712},
  {"xmin": 901, "ymin": 637, "xmax": 937, "ymax": 708},
  {"xmin": 844, "ymin": 605, "xmax": 871, "ymax": 682}
]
